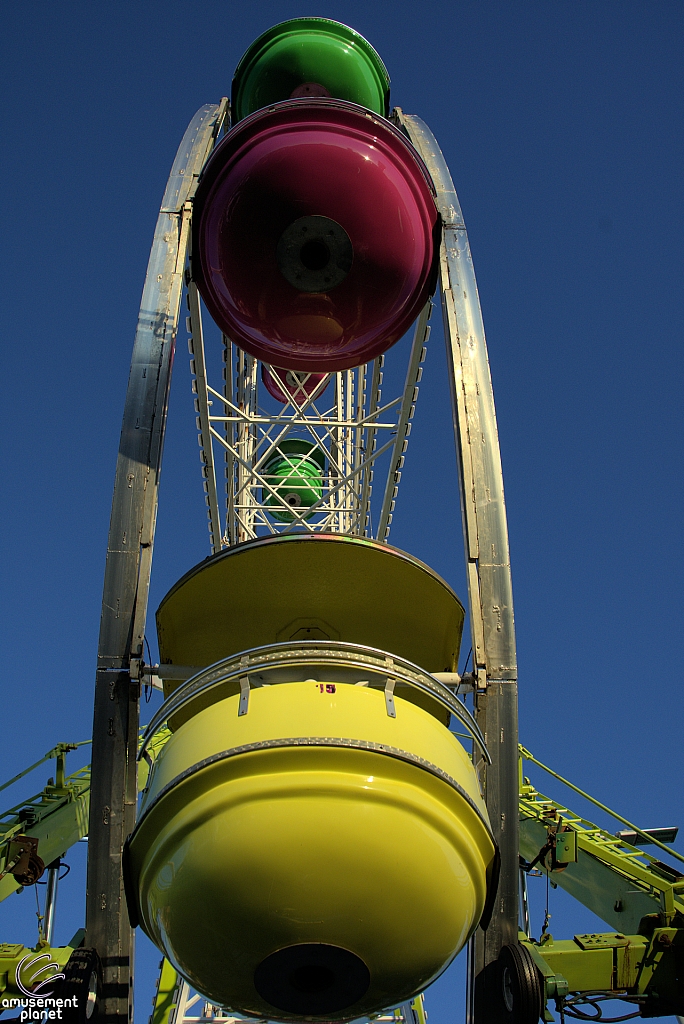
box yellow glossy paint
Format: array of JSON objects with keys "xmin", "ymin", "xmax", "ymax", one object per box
[
  {"xmin": 127, "ymin": 681, "xmax": 494, "ymax": 1020},
  {"xmin": 156, "ymin": 534, "xmax": 465, "ymax": 691}
]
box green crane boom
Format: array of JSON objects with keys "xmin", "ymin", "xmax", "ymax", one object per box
[
  {"xmin": 518, "ymin": 746, "xmax": 683, "ymax": 1020},
  {"xmin": 520, "ymin": 762, "xmax": 683, "ymax": 933}
]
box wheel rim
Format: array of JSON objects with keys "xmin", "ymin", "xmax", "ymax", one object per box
[
  {"xmin": 84, "ymin": 968, "xmax": 98, "ymax": 1019},
  {"xmin": 501, "ymin": 964, "xmax": 515, "ymax": 1013}
]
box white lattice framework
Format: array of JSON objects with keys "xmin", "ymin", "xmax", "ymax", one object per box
[{"xmin": 186, "ymin": 278, "xmax": 432, "ymax": 551}]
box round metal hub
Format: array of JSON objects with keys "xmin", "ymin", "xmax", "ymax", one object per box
[{"xmin": 277, "ymin": 215, "xmax": 353, "ymax": 292}]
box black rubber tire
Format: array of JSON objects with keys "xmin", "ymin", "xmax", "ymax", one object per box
[
  {"xmin": 498, "ymin": 943, "xmax": 543, "ymax": 1024},
  {"xmin": 59, "ymin": 947, "xmax": 103, "ymax": 1023}
]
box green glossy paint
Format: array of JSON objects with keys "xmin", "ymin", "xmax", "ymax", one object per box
[
  {"xmin": 232, "ymin": 18, "xmax": 390, "ymax": 122},
  {"xmin": 262, "ymin": 440, "xmax": 325, "ymax": 522}
]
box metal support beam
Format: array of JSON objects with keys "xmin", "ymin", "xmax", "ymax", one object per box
[
  {"xmin": 398, "ymin": 109, "xmax": 519, "ymax": 1020},
  {"xmin": 187, "ymin": 280, "xmax": 223, "ymax": 552},
  {"xmin": 377, "ymin": 300, "xmax": 431, "ymax": 541},
  {"xmin": 85, "ymin": 100, "xmax": 227, "ymax": 1024},
  {"xmin": 43, "ymin": 860, "xmax": 60, "ymax": 945},
  {"xmin": 0, "ymin": 756, "xmax": 90, "ymax": 905}
]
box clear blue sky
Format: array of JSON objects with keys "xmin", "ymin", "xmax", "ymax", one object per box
[{"xmin": 1, "ymin": 2, "xmax": 682, "ymax": 1022}]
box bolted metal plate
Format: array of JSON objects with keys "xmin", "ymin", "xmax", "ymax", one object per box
[
  {"xmin": 574, "ymin": 933, "xmax": 631, "ymax": 949},
  {"xmin": 554, "ymin": 830, "xmax": 578, "ymax": 863}
]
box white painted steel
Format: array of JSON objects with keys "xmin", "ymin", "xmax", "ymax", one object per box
[
  {"xmin": 190, "ymin": 342, "xmax": 419, "ymax": 542},
  {"xmin": 396, "ymin": 111, "xmax": 516, "ymax": 685},
  {"xmin": 187, "ymin": 281, "xmax": 222, "ymax": 552},
  {"xmin": 377, "ymin": 301, "xmax": 431, "ymax": 541}
]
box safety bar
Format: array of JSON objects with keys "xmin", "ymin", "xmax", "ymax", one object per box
[{"xmin": 139, "ymin": 641, "xmax": 489, "ymax": 764}]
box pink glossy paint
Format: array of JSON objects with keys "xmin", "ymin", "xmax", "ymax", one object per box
[
  {"xmin": 193, "ymin": 98, "xmax": 440, "ymax": 371},
  {"xmin": 261, "ymin": 363, "xmax": 329, "ymax": 404}
]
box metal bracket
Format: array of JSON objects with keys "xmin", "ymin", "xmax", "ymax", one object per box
[
  {"xmin": 659, "ymin": 885, "xmax": 676, "ymax": 925},
  {"xmin": 238, "ymin": 676, "xmax": 250, "ymax": 717},
  {"xmin": 4, "ymin": 836, "xmax": 43, "ymax": 886},
  {"xmin": 385, "ymin": 676, "xmax": 397, "ymax": 718}
]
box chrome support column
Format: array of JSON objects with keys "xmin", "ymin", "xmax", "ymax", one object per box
[
  {"xmin": 398, "ymin": 110, "xmax": 519, "ymax": 1020},
  {"xmin": 43, "ymin": 860, "xmax": 59, "ymax": 946}
]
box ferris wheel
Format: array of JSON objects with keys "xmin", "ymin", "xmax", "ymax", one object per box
[
  {"xmin": 89, "ymin": 19, "xmax": 517, "ymax": 1021},
  {"xmin": 1, "ymin": 17, "xmax": 682, "ymax": 1024}
]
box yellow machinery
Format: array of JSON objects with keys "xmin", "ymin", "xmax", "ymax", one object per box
[{"xmin": 124, "ymin": 535, "xmax": 496, "ymax": 1020}]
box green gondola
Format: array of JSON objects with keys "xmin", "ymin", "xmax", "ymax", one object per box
[
  {"xmin": 232, "ymin": 17, "xmax": 390, "ymax": 122},
  {"xmin": 262, "ymin": 439, "xmax": 326, "ymax": 522}
]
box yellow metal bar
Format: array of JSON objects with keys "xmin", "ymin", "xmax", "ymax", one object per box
[
  {"xmin": 520, "ymin": 745, "xmax": 684, "ymax": 866},
  {"xmin": 150, "ymin": 958, "xmax": 180, "ymax": 1024}
]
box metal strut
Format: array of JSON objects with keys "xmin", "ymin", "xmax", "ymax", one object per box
[
  {"xmin": 397, "ymin": 109, "xmax": 520, "ymax": 1021},
  {"xmin": 85, "ymin": 99, "xmax": 227, "ymax": 1024}
]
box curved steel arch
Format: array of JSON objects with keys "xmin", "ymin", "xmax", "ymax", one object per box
[
  {"xmin": 397, "ymin": 110, "xmax": 519, "ymax": 1020},
  {"xmin": 86, "ymin": 99, "xmax": 518, "ymax": 1024},
  {"xmin": 85, "ymin": 99, "xmax": 227, "ymax": 1024}
]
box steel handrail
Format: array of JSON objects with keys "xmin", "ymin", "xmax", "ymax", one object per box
[{"xmin": 139, "ymin": 640, "xmax": 489, "ymax": 764}]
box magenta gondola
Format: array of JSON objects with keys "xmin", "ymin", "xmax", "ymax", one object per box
[
  {"xmin": 192, "ymin": 99, "xmax": 440, "ymax": 372},
  {"xmin": 261, "ymin": 364, "xmax": 329, "ymax": 404}
]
